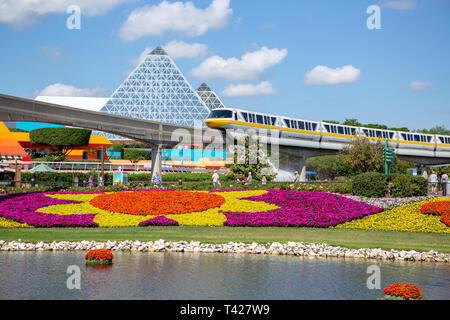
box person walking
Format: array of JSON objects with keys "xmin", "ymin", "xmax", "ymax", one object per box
[
  {"xmin": 261, "ymin": 175, "xmax": 267, "ymax": 185},
  {"xmin": 152, "ymin": 172, "xmax": 162, "ymax": 186},
  {"xmin": 246, "ymin": 172, "xmax": 253, "ymax": 185},
  {"xmin": 442, "ymin": 172, "xmax": 448, "ymax": 197},
  {"xmin": 429, "ymin": 171, "xmax": 438, "ymax": 195},
  {"xmin": 88, "ymin": 174, "xmax": 95, "ymax": 188},
  {"xmin": 212, "ymin": 171, "xmax": 221, "ymax": 187},
  {"xmin": 293, "ymin": 171, "xmax": 300, "ymax": 183}
]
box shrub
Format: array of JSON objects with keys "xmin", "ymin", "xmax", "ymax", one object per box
[
  {"xmin": 391, "ymin": 175, "xmax": 428, "ymax": 197},
  {"xmin": 352, "ymin": 172, "xmax": 387, "ymax": 198},
  {"xmin": 30, "ymin": 127, "xmax": 91, "ymax": 156},
  {"xmin": 121, "ymin": 149, "xmax": 151, "ymax": 161}
]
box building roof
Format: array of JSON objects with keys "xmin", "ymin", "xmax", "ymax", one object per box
[{"xmin": 34, "ymin": 96, "xmax": 109, "ymax": 112}]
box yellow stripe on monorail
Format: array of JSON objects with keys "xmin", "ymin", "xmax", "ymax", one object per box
[
  {"xmin": 205, "ymin": 119, "xmax": 279, "ymax": 130},
  {"xmin": 399, "ymin": 141, "xmax": 435, "ymax": 146},
  {"xmin": 283, "ymin": 128, "xmax": 320, "ymax": 135}
]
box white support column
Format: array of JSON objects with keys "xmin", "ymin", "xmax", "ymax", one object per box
[
  {"xmin": 151, "ymin": 144, "xmax": 163, "ymax": 180},
  {"xmin": 299, "ymin": 154, "xmax": 307, "ymax": 182}
]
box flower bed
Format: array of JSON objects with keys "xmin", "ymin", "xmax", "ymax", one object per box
[
  {"xmin": 0, "ymin": 189, "xmax": 446, "ymax": 233},
  {"xmin": 85, "ymin": 249, "xmax": 114, "ymax": 265},
  {"xmin": 421, "ymin": 201, "xmax": 450, "ymax": 227},
  {"xmin": 384, "ymin": 283, "xmax": 422, "ymax": 300},
  {"xmin": 0, "ymin": 192, "xmax": 99, "ymax": 228},
  {"xmin": 223, "ymin": 191, "xmax": 383, "ymax": 228},
  {"xmin": 343, "ymin": 195, "xmax": 434, "ymax": 210},
  {"xmin": 90, "ymin": 190, "xmax": 225, "ymax": 216},
  {"xmin": 139, "ymin": 216, "xmax": 179, "ymax": 227},
  {"xmin": 336, "ymin": 198, "xmax": 450, "ymax": 233}
]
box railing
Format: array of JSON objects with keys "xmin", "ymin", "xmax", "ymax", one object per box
[{"xmin": 14, "ymin": 161, "xmax": 227, "ymax": 174}]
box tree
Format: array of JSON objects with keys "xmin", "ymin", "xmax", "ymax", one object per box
[
  {"xmin": 226, "ymin": 132, "xmax": 276, "ymax": 183},
  {"xmin": 420, "ymin": 125, "xmax": 450, "ymax": 135},
  {"xmin": 121, "ymin": 148, "xmax": 152, "ymax": 162},
  {"xmin": 338, "ymin": 138, "xmax": 384, "ymax": 174},
  {"xmin": 30, "ymin": 127, "xmax": 91, "ymax": 160},
  {"xmin": 343, "ymin": 118, "xmax": 362, "ymax": 127},
  {"xmin": 322, "ymin": 120, "xmax": 340, "ymax": 124},
  {"xmin": 307, "ymin": 155, "xmax": 353, "ymax": 179}
]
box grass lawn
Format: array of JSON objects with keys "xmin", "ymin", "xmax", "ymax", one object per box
[{"xmin": 0, "ymin": 227, "xmax": 449, "ymax": 253}]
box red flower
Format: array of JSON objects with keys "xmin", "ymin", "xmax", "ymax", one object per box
[
  {"xmin": 85, "ymin": 249, "xmax": 114, "ymax": 261},
  {"xmin": 384, "ymin": 283, "xmax": 422, "ymax": 300},
  {"xmin": 421, "ymin": 201, "xmax": 450, "ymax": 227}
]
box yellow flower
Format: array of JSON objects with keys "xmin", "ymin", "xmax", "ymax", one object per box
[{"xmin": 335, "ymin": 198, "xmax": 450, "ymax": 234}]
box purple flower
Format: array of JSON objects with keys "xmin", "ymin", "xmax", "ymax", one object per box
[
  {"xmin": 223, "ymin": 190, "xmax": 384, "ymax": 228},
  {"xmin": 0, "ymin": 192, "xmax": 99, "ymax": 228},
  {"xmin": 139, "ymin": 216, "xmax": 179, "ymax": 227}
]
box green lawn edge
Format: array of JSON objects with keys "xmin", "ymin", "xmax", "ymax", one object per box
[{"xmin": 1, "ymin": 227, "xmax": 449, "ymax": 253}]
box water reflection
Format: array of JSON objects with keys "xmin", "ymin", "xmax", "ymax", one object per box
[{"xmin": 0, "ymin": 252, "xmax": 448, "ymax": 300}]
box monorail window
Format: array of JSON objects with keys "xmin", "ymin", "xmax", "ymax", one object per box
[
  {"xmin": 242, "ymin": 112, "xmax": 248, "ymax": 122},
  {"xmin": 256, "ymin": 114, "xmax": 264, "ymax": 125},
  {"xmin": 312, "ymin": 123, "xmax": 318, "ymax": 131},
  {"xmin": 337, "ymin": 126, "xmax": 344, "ymax": 135},
  {"xmin": 439, "ymin": 136, "xmax": 450, "ymax": 144},
  {"xmin": 284, "ymin": 119, "xmax": 290, "ymax": 128},
  {"xmin": 299, "ymin": 121, "xmax": 305, "ymax": 130},
  {"xmin": 271, "ymin": 117, "xmax": 277, "ymax": 126},
  {"xmin": 209, "ymin": 110, "xmax": 233, "ymax": 119}
]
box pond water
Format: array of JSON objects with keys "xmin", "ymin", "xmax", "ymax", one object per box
[{"xmin": 0, "ymin": 252, "xmax": 448, "ymax": 300}]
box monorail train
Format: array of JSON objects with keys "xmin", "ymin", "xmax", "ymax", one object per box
[{"xmin": 205, "ymin": 108, "xmax": 450, "ymax": 158}]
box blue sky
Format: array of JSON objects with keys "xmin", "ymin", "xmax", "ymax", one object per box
[{"xmin": 0, "ymin": 0, "xmax": 449, "ymax": 130}]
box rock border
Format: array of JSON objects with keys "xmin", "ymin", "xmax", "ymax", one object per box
[{"xmin": 0, "ymin": 240, "xmax": 448, "ymax": 263}]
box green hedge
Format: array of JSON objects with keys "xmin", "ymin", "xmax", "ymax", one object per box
[
  {"xmin": 30, "ymin": 127, "xmax": 91, "ymax": 148},
  {"xmin": 391, "ymin": 175, "xmax": 428, "ymax": 197},
  {"xmin": 21, "ymin": 172, "xmax": 113, "ymax": 186},
  {"xmin": 121, "ymin": 149, "xmax": 151, "ymax": 161},
  {"xmin": 352, "ymin": 172, "xmax": 388, "ymax": 198}
]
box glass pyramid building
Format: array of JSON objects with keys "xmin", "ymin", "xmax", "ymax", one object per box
[
  {"xmin": 99, "ymin": 46, "xmax": 212, "ymax": 140},
  {"xmin": 196, "ymin": 83, "xmax": 226, "ymax": 110}
]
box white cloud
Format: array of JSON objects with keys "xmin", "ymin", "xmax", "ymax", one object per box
[
  {"xmin": 222, "ymin": 81, "xmax": 277, "ymax": 98},
  {"xmin": 304, "ymin": 65, "xmax": 361, "ymax": 85},
  {"xmin": 190, "ymin": 46, "xmax": 288, "ymax": 81},
  {"xmin": 409, "ymin": 80, "xmax": 431, "ymax": 91},
  {"xmin": 39, "ymin": 46, "xmax": 62, "ymax": 61},
  {"xmin": 36, "ymin": 83, "xmax": 105, "ymax": 97},
  {"xmin": 118, "ymin": 0, "xmax": 233, "ymax": 42},
  {"xmin": 0, "ymin": 0, "xmax": 126, "ymax": 28},
  {"xmin": 163, "ymin": 41, "xmax": 208, "ymax": 59},
  {"xmin": 379, "ymin": 0, "xmax": 418, "ymax": 10}
]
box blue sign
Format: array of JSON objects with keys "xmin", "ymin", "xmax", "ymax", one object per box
[{"xmin": 412, "ymin": 168, "xmax": 418, "ymax": 176}]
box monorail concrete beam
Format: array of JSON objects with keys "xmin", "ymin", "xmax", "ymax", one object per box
[
  {"xmin": 151, "ymin": 144, "xmax": 163, "ymax": 182},
  {"xmin": 279, "ymin": 146, "xmax": 337, "ymax": 182},
  {"xmin": 398, "ymin": 155, "xmax": 450, "ymax": 166}
]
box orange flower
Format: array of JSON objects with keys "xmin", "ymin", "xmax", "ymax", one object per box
[
  {"xmin": 384, "ymin": 283, "xmax": 422, "ymax": 300},
  {"xmin": 90, "ymin": 190, "xmax": 225, "ymax": 216},
  {"xmin": 421, "ymin": 201, "xmax": 450, "ymax": 227},
  {"xmin": 85, "ymin": 249, "xmax": 114, "ymax": 261}
]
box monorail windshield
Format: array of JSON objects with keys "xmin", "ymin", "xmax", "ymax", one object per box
[{"xmin": 208, "ymin": 110, "xmax": 233, "ymax": 119}]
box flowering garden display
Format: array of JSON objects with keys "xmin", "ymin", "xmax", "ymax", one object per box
[
  {"xmin": 0, "ymin": 189, "xmax": 448, "ymax": 232},
  {"xmin": 383, "ymin": 283, "xmax": 423, "ymax": 300},
  {"xmin": 420, "ymin": 201, "xmax": 450, "ymax": 227},
  {"xmin": 85, "ymin": 249, "xmax": 114, "ymax": 265}
]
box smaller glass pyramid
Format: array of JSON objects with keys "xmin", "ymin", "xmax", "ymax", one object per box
[{"xmin": 196, "ymin": 83, "xmax": 226, "ymax": 110}]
